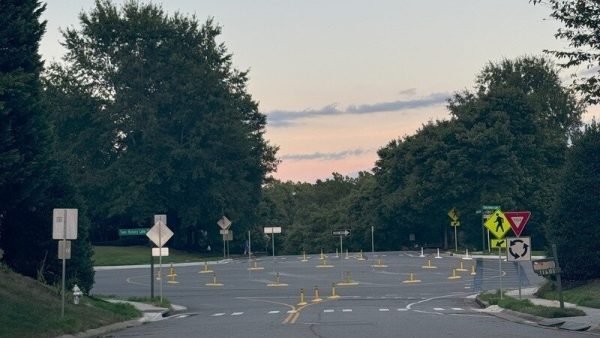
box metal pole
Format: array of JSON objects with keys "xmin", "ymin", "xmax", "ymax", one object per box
[
  {"xmin": 517, "ymin": 262, "xmax": 521, "ymax": 299},
  {"xmin": 552, "ymin": 244, "xmax": 564, "ymax": 309},
  {"xmin": 223, "ymin": 237, "xmax": 226, "ymax": 260},
  {"xmin": 499, "ymin": 246, "xmax": 503, "ymax": 300},
  {"xmin": 371, "ymin": 226, "xmax": 374, "ymax": 255},
  {"xmin": 487, "ymin": 229, "xmax": 491, "ymax": 253},
  {"xmin": 61, "ymin": 209, "xmax": 67, "ymax": 318},
  {"xmin": 272, "ymin": 232, "xmax": 275, "ymax": 257},
  {"xmin": 248, "ymin": 230, "xmax": 251, "ymax": 260},
  {"xmin": 159, "ymin": 222, "xmax": 163, "ymax": 303},
  {"xmin": 340, "ymin": 235, "xmax": 343, "ymax": 258},
  {"xmin": 150, "ymin": 251, "xmax": 154, "ymax": 299},
  {"xmin": 454, "ymin": 225, "xmax": 458, "ymax": 252},
  {"xmin": 481, "ymin": 210, "xmax": 485, "ymax": 252}
]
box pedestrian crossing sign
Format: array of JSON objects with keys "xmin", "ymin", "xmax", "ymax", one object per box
[
  {"xmin": 490, "ymin": 238, "xmax": 507, "ymax": 248},
  {"xmin": 484, "ymin": 209, "xmax": 510, "ymax": 239}
]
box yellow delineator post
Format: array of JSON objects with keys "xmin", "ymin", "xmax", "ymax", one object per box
[
  {"xmin": 312, "ymin": 285, "xmax": 323, "ymax": 303},
  {"xmin": 328, "ymin": 283, "xmax": 340, "ymax": 299},
  {"xmin": 297, "ymin": 288, "xmax": 308, "ymax": 306},
  {"xmin": 402, "ymin": 272, "xmax": 421, "ymax": 284},
  {"xmin": 448, "ymin": 269, "xmax": 461, "ymax": 280},
  {"xmin": 248, "ymin": 258, "xmax": 265, "ymax": 271},
  {"xmin": 422, "ymin": 259, "xmax": 437, "ymax": 269},
  {"xmin": 167, "ymin": 271, "xmax": 179, "ymax": 284},
  {"xmin": 356, "ymin": 250, "xmax": 366, "ymax": 261},
  {"xmin": 316, "ymin": 258, "xmax": 334, "ymax": 268},
  {"xmin": 470, "ymin": 265, "xmax": 477, "ymax": 276},
  {"xmin": 301, "ymin": 251, "xmax": 309, "ymax": 262},
  {"xmin": 206, "ymin": 272, "xmax": 224, "ymax": 286},
  {"xmin": 337, "ymin": 271, "xmax": 359, "ymax": 286},
  {"xmin": 198, "ymin": 261, "xmax": 213, "ymax": 274},
  {"xmin": 371, "ymin": 258, "xmax": 388, "ymax": 268},
  {"xmin": 456, "ymin": 261, "xmax": 468, "ymax": 272},
  {"xmin": 267, "ymin": 272, "xmax": 288, "ymax": 287}
]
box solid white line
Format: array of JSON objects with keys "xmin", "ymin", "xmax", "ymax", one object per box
[
  {"xmin": 231, "ymin": 312, "xmax": 244, "ymax": 316},
  {"xmin": 342, "ymin": 309, "xmax": 352, "ymax": 312},
  {"xmin": 212, "ymin": 313, "xmax": 226, "ymax": 317},
  {"xmin": 268, "ymin": 310, "xmax": 280, "ymax": 314}
]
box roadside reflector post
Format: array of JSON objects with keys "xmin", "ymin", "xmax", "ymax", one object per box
[
  {"xmin": 419, "ymin": 247, "xmax": 425, "ymax": 257},
  {"xmin": 312, "ymin": 285, "xmax": 323, "ymax": 303},
  {"xmin": 471, "ymin": 265, "xmax": 477, "ymax": 276},
  {"xmin": 457, "ymin": 261, "xmax": 468, "ymax": 272},
  {"xmin": 328, "ymin": 283, "xmax": 340, "ymax": 299},
  {"xmin": 199, "ymin": 261, "xmax": 213, "ymax": 274},
  {"xmin": 403, "ymin": 272, "xmax": 421, "ymax": 284},
  {"xmin": 298, "ymin": 288, "xmax": 307, "ymax": 306},
  {"xmin": 448, "ymin": 269, "xmax": 461, "ymax": 280},
  {"xmin": 422, "ymin": 259, "xmax": 437, "ymax": 269},
  {"xmin": 435, "ymin": 248, "xmax": 442, "ymax": 259}
]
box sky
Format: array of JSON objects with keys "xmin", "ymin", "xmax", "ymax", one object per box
[{"xmin": 39, "ymin": 0, "xmax": 598, "ymax": 182}]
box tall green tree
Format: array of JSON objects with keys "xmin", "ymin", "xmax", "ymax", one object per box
[
  {"xmin": 533, "ymin": 0, "xmax": 600, "ymax": 104},
  {"xmin": 0, "ymin": 0, "xmax": 94, "ymax": 290},
  {"xmin": 546, "ymin": 121, "xmax": 600, "ymax": 281},
  {"xmin": 46, "ymin": 0, "xmax": 278, "ymax": 248}
]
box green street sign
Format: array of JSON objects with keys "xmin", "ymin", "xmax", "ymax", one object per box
[
  {"xmin": 119, "ymin": 228, "xmax": 149, "ymax": 236},
  {"xmin": 482, "ymin": 205, "xmax": 501, "ymax": 210}
]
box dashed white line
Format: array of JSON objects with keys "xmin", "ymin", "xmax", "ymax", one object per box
[
  {"xmin": 342, "ymin": 309, "xmax": 352, "ymax": 312},
  {"xmin": 323, "ymin": 309, "xmax": 334, "ymax": 313},
  {"xmin": 231, "ymin": 312, "xmax": 244, "ymax": 316},
  {"xmin": 379, "ymin": 308, "xmax": 390, "ymax": 312},
  {"xmin": 451, "ymin": 308, "xmax": 464, "ymax": 311},
  {"xmin": 397, "ymin": 308, "xmax": 408, "ymax": 311},
  {"xmin": 212, "ymin": 313, "xmax": 226, "ymax": 317},
  {"xmin": 268, "ymin": 310, "xmax": 280, "ymax": 314},
  {"xmin": 433, "ymin": 308, "xmax": 445, "ymax": 311}
]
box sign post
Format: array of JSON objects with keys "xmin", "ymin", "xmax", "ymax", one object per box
[
  {"xmin": 333, "ymin": 229, "xmax": 350, "ymax": 257},
  {"xmin": 146, "ymin": 216, "xmax": 173, "ymax": 302},
  {"xmin": 448, "ymin": 208, "xmax": 460, "ymax": 252},
  {"xmin": 264, "ymin": 227, "xmax": 282, "ymax": 257},
  {"xmin": 507, "ymin": 236, "xmax": 532, "ymax": 299},
  {"xmin": 53, "ymin": 208, "xmax": 78, "ymax": 318},
  {"xmin": 481, "ymin": 205, "xmax": 500, "ymax": 252},
  {"xmin": 217, "ymin": 216, "xmax": 232, "ymax": 259}
]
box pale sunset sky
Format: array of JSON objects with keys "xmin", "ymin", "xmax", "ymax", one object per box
[{"xmin": 40, "ymin": 0, "xmax": 598, "ymax": 182}]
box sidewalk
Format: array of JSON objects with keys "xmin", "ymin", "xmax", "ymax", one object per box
[
  {"xmin": 56, "ymin": 300, "xmax": 188, "ymax": 338},
  {"xmin": 479, "ymin": 287, "xmax": 600, "ymax": 334}
]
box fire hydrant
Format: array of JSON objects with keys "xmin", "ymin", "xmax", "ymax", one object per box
[{"xmin": 72, "ymin": 285, "xmax": 82, "ymax": 305}]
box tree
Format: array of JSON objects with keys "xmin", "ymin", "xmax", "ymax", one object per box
[
  {"xmin": 45, "ymin": 0, "xmax": 278, "ymax": 248},
  {"xmin": 533, "ymin": 0, "xmax": 600, "ymax": 104},
  {"xmin": 0, "ymin": 0, "xmax": 94, "ymax": 290},
  {"xmin": 546, "ymin": 121, "xmax": 600, "ymax": 281}
]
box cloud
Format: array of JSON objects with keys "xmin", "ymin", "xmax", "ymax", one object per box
[
  {"xmin": 267, "ymin": 92, "xmax": 449, "ymax": 127},
  {"xmin": 398, "ymin": 88, "xmax": 417, "ymax": 96},
  {"xmin": 280, "ymin": 148, "xmax": 370, "ymax": 161}
]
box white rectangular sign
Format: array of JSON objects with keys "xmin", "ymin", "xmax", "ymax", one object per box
[
  {"xmin": 58, "ymin": 240, "xmax": 71, "ymax": 260},
  {"xmin": 154, "ymin": 214, "xmax": 167, "ymax": 226},
  {"xmin": 52, "ymin": 209, "xmax": 78, "ymax": 240},
  {"xmin": 264, "ymin": 227, "xmax": 282, "ymax": 234},
  {"xmin": 507, "ymin": 236, "xmax": 531, "ymax": 261},
  {"xmin": 152, "ymin": 247, "xmax": 169, "ymax": 257},
  {"xmin": 219, "ymin": 229, "xmax": 229, "ymax": 235}
]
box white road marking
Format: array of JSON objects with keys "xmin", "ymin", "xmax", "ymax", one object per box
[
  {"xmin": 451, "ymin": 308, "xmax": 464, "ymax": 311},
  {"xmin": 231, "ymin": 312, "xmax": 244, "ymax": 316},
  {"xmin": 287, "ymin": 310, "xmax": 296, "ymax": 313},
  {"xmin": 324, "ymin": 309, "xmax": 334, "ymax": 313},
  {"xmin": 342, "ymin": 309, "xmax": 352, "ymax": 312},
  {"xmin": 397, "ymin": 308, "xmax": 408, "ymax": 311},
  {"xmin": 379, "ymin": 308, "xmax": 390, "ymax": 312},
  {"xmin": 212, "ymin": 313, "xmax": 226, "ymax": 317},
  {"xmin": 268, "ymin": 310, "xmax": 280, "ymax": 314},
  {"xmin": 433, "ymin": 308, "xmax": 445, "ymax": 311}
]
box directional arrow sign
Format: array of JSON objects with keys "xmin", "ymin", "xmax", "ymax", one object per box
[
  {"xmin": 483, "ymin": 209, "xmax": 511, "ymax": 239},
  {"xmin": 332, "ymin": 229, "xmax": 350, "ymax": 236},
  {"xmin": 507, "ymin": 236, "xmax": 531, "ymax": 261},
  {"xmin": 490, "ymin": 238, "xmax": 507, "ymax": 249},
  {"xmin": 504, "ymin": 211, "xmax": 531, "ymax": 237}
]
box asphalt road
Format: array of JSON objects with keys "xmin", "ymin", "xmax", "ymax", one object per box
[{"xmin": 92, "ymin": 251, "xmax": 587, "ymax": 337}]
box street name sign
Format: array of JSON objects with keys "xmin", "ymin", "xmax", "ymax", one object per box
[
  {"xmin": 507, "ymin": 237, "xmax": 531, "ymax": 261},
  {"xmin": 119, "ymin": 228, "xmax": 149, "ymax": 236},
  {"xmin": 53, "ymin": 209, "xmax": 78, "ymax": 240},
  {"xmin": 484, "ymin": 209, "xmax": 511, "ymax": 239},
  {"xmin": 504, "ymin": 211, "xmax": 531, "ymax": 237},
  {"xmin": 332, "ymin": 229, "xmax": 350, "ymax": 236},
  {"xmin": 146, "ymin": 220, "xmax": 173, "ymax": 247}
]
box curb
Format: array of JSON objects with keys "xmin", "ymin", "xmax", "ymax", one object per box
[
  {"xmin": 55, "ymin": 318, "xmax": 144, "ymax": 338},
  {"xmin": 476, "ymin": 295, "xmax": 600, "ymax": 335}
]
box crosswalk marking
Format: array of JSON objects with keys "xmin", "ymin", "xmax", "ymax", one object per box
[
  {"xmin": 212, "ymin": 313, "xmax": 226, "ymax": 317},
  {"xmin": 231, "ymin": 312, "xmax": 244, "ymax": 316},
  {"xmin": 268, "ymin": 310, "xmax": 280, "ymax": 314}
]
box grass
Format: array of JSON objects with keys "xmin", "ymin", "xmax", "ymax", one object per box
[
  {"xmin": 0, "ymin": 265, "xmax": 140, "ymax": 338},
  {"xmin": 127, "ymin": 296, "xmax": 171, "ymax": 308},
  {"xmin": 537, "ymin": 280, "xmax": 600, "ymax": 308},
  {"xmin": 93, "ymin": 245, "xmax": 222, "ymax": 266},
  {"xmin": 479, "ymin": 290, "xmax": 585, "ymax": 318}
]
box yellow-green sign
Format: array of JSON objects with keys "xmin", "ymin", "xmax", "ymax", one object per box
[
  {"xmin": 490, "ymin": 238, "xmax": 507, "ymax": 248},
  {"xmin": 484, "ymin": 209, "xmax": 511, "ymax": 239},
  {"xmin": 447, "ymin": 208, "xmax": 459, "ymax": 221}
]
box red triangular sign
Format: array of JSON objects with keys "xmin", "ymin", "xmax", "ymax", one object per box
[{"xmin": 505, "ymin": 211, "xmax": 531, "ymax": 237}]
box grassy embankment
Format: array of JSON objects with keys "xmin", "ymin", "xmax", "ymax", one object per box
[
  {"xmin": 0, "ymin": 264, "xmax": 140, "ymax": 338},
  {"xmin": 537, "ymin": 280, "xmax": 600, "ymax": 308},
  {"xmin": 479, "ymin": 290, "xmax": 585, "ymax": 318},
  {"xmin": 93, "ymin": 245, "xmax": 222, "ymax": 266}
]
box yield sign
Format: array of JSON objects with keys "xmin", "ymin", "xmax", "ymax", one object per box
[{"xmin": 504, "ymin": 211, "xmax": 531, "ymax": 237}]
